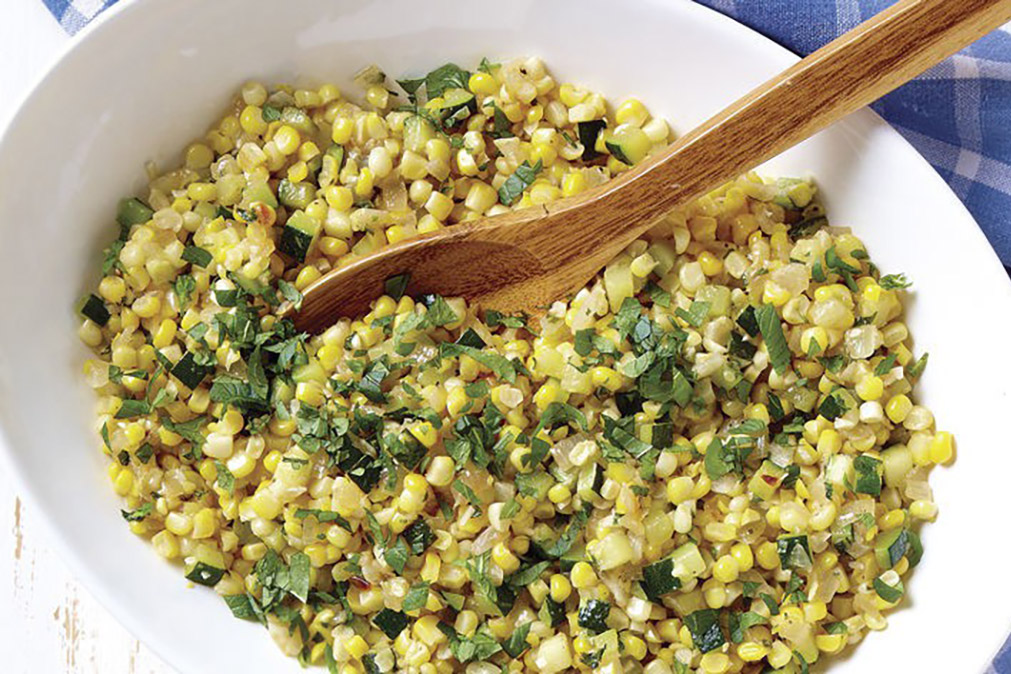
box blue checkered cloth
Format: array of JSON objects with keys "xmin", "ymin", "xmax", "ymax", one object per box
[{"xmin": 37, "ymin": 0, "xmax": 1011, "ymax": 666}]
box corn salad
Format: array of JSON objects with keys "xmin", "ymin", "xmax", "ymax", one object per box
[{"xmin": 77, "ymin": 57, "xmax": 948, "ymax": 673}]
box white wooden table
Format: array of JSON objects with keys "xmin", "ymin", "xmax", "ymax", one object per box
[{"xmin": 0, "ymin": 3, "xmax": 173, "ymax": 672}]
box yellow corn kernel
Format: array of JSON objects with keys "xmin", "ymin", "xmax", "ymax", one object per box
[
  {"xmin": 910, "ymin": 499, "xmax": 938, "ymax": 520},
  {"xmin": 491, "ymin": 542, "xmax": 520, "ymax": 573},
  {"xmin": 549, "ymin": 573, "xmax": 572, "ymax": 603},
  {"xmin": 590, "ymin": 366, "xmax": 622, "ymax": 391},
  {"xmin": 468, "ymin": 71, "xmax": 497, "ymax": 95},
  {"xmin": 817, "ymin": 429, "xmax": 842, "ymax": 456},
  {"xmin": 699, "ymin": 652, "xmax": 730, "ymax": 674},
  {"xmin": 331, "ymin": 117, "xmax": 354, "ymax": 144},
  {"xmin": 191, "ymin": 508, "xmax": 217, "ymax": 538},
  {"xmin": 294, "ymin": 266, "xmax": 322, "ymax": 291},
  {"xmin": 561, "ymin": 171, "xmax": 586, "ymax": 197},
  {"xmin": 886, "ymin": 394, "xmax": 913, "ymax": 423},
  {"xmin": 698, "ymin": 251, "xmax": 724, "ymax": 276},
  {"xmin": 816, "ymin": 633, "xmax": 847, "ymax": 654},
  {"xmin": 409, "ymin": 421, "xmax": 438, "ymax": 448},
  {"xmin": 737, "ymin": 641, "xmax": 770, "ymax": 662},
  {"xmin": 712, "ymin": 555, "xmax": 740, "ymax": 584},
  {"xmin": 666, "ymin": 476, "xmax": 694, "ymax": 505},
  {"xmin": 547, "ymin": 483, "xmax": 571, "ymax": 504},
  {"xmin": 856, "ymin": 374, "xmax": 884, "ymax": 401},
  {"xmin": 571, "ymin": 561, "xmax": 597, "ymax": 589},
  {"xmin": 274, "ymin": 125, "xmax": 300, "ymax": 154},
  {"xmin": 345, "ymin": 634, "xmax": 369, "ymax": 660},
  {"xmin": 929, "ymin": 431, "xmax": 954, "ymax": 464},
  {"xmin": 112, "ymin": 468, "xmax": 134, "ymax": 496},
  {"xmin": 615, "ymin": 98, "xmax": 648, "ymax": 126},
  {"xmin": 756, "ymin": 541, "xmax": 780, "ymax": 570},
  {"xmin": 623, "ymin": 634, "xmax": 647, "ymax": 661}
]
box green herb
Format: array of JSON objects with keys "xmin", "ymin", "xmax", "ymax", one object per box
[
  {"xmin": 384, "ymin": 537, "xmax": 410, "ymax": 575},
  {"xmin": 115, "ymin": 398, "xmax": 151, "ymax": 419},
  {"xmin": 501, "ymin": 499, "xmax": 520, "ymax": 519},
  {"xmin": 402, "ymin": 581, "xmax": 430, "ymax": 611},
  {"xmin": 214, "ymin": 461, "xmax": 235, "ymax": 493},
  {"xmin": 819, "ymin": 354, "xmax": 847, "ymax": 373},
  {"xmin": 365, "ymin": 511, "xmax": 386, "ymax": 547},
  {"xmin": 384, "ymin": 272, "xmax": 411, "ymax": 301},
  {"xmin": 875, "ymin": 353, "xmax": 898, "ymax": 375},
  {"xmin": 120, "ymin": 502, "xmax": 153, "ymax": 522},
  {"xmin": 223, "ymin": 593, "xmax": 267, "ymax": 625},
  {"xmin": 424, "ymin": 63, "xmax": 470, "ymax": 98},
  {"xmin": 102, "ymin": 240, "xmax": 125, "ymax": 275},
  {"xmin": 824, "ymin": 621, "xmax": 849, "ymax": 634},
  {"xmin": 729, "ymin": 611, "xmax": 768, "ymax": 643},
  {"xmin": 534, "ymin": 401, "xmax": 588, "ymax": 436},
  {"xmin": 908, "ymin": 352, "xmax": 929, "ymax": 379},
  {"xmin": 508, "ymin": 561, "xmax": 552, "ymax": 587},
  {"xmin": 182, "ymin": 245, "xmax": 213, "ymax": 268},
  {"xmin": 490, "ymin": 103, "xmax": 514, "ymax": 139},
  {"xmin": 675, "ymin": 300, "xmax": 710, "ymax": 327},
  {"xmin": 759, "ymin": 592, "xmax": 780, "ymax": 615},
  {"xmin": 539, "ymin": 506, "xmax": 590, "ymax": 558},
  {"xmin": 452, "ymin": 479, "xmax": 483, "ymax": 514},
  {"xmin": 161, "ymin": 416, "xmax": 206, "ymax": 454},
  {"xmin": 294, "ymin": 508, "xmax": 352, "ymax": 531},
  {"xmin": 756, "ymin": 304, "xmax": 790, "ymax": 375},
  {"xmin": 502, "ymin": 622, "xmax": 531, "ymax": 658},
  {"xmin": 498, "ymin": 159, "xmax": 543, "ymax": 206},
  {"xmin": 441, "ymin": 591, "xmax": 465, "ymax": 611},
  {"xmin": 278, "ymin": 280, "xmax": 303, "ymax": 310},
  {"xmin": 879, "ymin": 273, "xmax": 912, "ymax": 290},
  {"xmin": 289, "ymin": 552, "xmax": 311, "ymax": 602},
  {"xmin": 684, "ymin": 609, "xmax": 726, "ymax": 653},
  {"xmin": 818, "ymin": 390, "xmax": 849, "ymax": 421},
  {"xmin": 174, "ymin": 274, "xmax": 197, "ymax": 310},
  {"xmin": 261, "ymin": 105, "xmax": 281, "ymax": 122},
  {"xmin": 811, "ymin": 260, "xmax": 826, "ymax": 282},
  {"xmin": 439, "ymin": 343, "xmax": 517, "ymax": 382},
  {"xmin": 484, "ymin": 309, "xmax": 528, "ymax": 329}
]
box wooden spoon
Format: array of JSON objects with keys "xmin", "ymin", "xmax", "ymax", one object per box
[{"xmin": 294, "ymin": 0, "xmax": 1011, "ymax": 333}]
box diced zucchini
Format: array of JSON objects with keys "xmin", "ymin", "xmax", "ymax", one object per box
[
  {"xmin": 404, "ymin": 114, "xmax": 437, "ymax": 152},
  {"xmin": 278, "ymin": 211, "xmax": 321, "ymax": 262},
  {"xmin": 874, "ymin": 527, "xmax": 909, "ymax": 570},
  {"xmin": 325, "ymin": 143, "xmax": 346, "ymax": 171},
  {"xmin": 881, "ymin": 444, "xmax": 913, "ymax": 488},
  {"xmin": 748, "ymin": 460, "xmax": 786, "ymax": 501},
  {"xmin": 854, "ymin": 454, "xmax": 882, "ymax": 496},
  {"xmin": 371, "ymin": 608, "xmax": 408, "ymax": 639},
  {"xmin": 670, "ymin": 542, "xmax": 706, "ymax": 581},
  {"xmin": 695, "ymin": 285, "xmax": 731, "ymax": 317},
  {"xmin": 558, "ymin": 542, "xmax": 586, "ymax": 572},
  {"xmin": 242, "ymin": 182, "xmax": 279, "ymax": 209},
  {"xmin": 279, "ymin": 106, "xmax": 316, "ymax": 134},
  {"xmin": 431, "ymin": 87, "xmax": 476, "ymax": 126},
  {"xmin": 641, "ymin": 557, "xmax": 682, "ymax": 600},
  {"xmin": 785, "ymin": 384, "xmax": 819, "ymax": 413},
  {"xmin": 278, "ymin": 179, "xmax": 317, "ymax": 210},
  {"xmin": 577, "ymin": 120, "xmax": 607, "ymax": 160},
  {"xmin": 605, "ymin": 124, "xmax": 651, "ymax": 165},
  {"xmin": 777, "ymin": 535, "xmax": 813, "ymax": 570},
  {"xmin": 78, "ymin": 294, "xmax": 110, "ymax": 326},
  {"xmin": 684, "ymin": 608, "xmax": 726, "ymax": 653},
  {"xmin": 825, "ymin": 454, "xmax": 854, "ymax": 489},
  {"xmin": 577, "ymin": 599, "xmax": 611, "ymax": 633},
  {"xmin": 539, "ymin": 597, "xmax": 567, "ymax": 626},
  {"xmin": 515, "ymin": 471, "xmax": 553, "ymax": 501},
  {"xmin": 116, "ymin": 197, "xmax": 154, "ymax": 228},
  {"xmin": 576, "ymin": 463, "xmax": 603, "ymax": 502},
  {"xmin": 171, "ymin": 351, "xmax": 213, "ymax": 389}
]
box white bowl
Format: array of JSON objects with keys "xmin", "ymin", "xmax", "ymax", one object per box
[{"xmin": 1, "ymin": 0, "xmax": 1009, "ymax": 672}]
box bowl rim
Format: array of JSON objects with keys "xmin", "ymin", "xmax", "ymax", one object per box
[{"xmin": 2, "ymin": 0, "xmax": 1009, "ymax": 672}]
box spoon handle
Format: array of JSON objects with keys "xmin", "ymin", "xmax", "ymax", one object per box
[{"xmin": 568, "ymin": 0, "xmax": 1011, "ymax": 238}]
